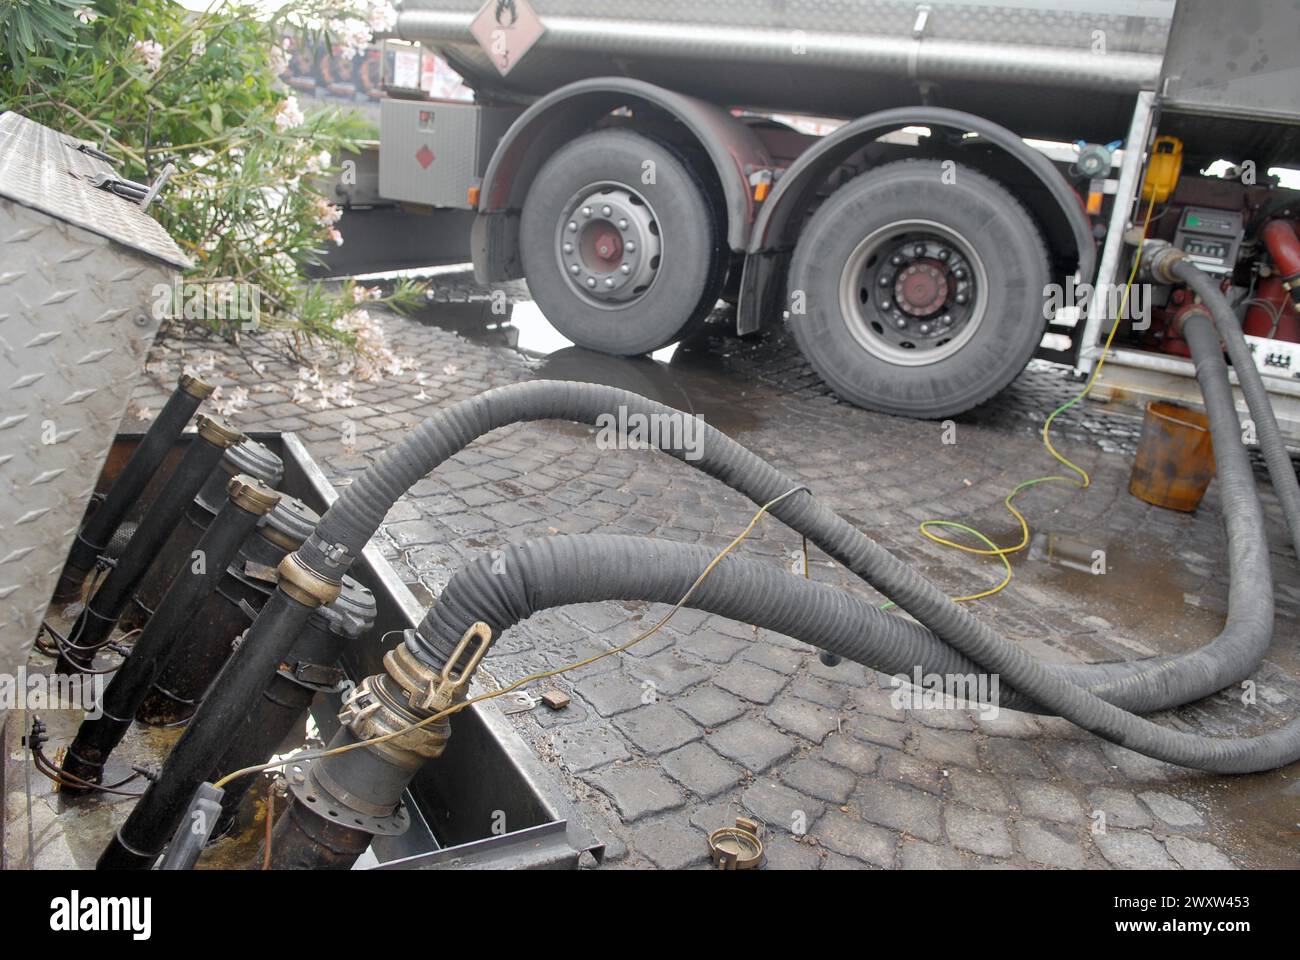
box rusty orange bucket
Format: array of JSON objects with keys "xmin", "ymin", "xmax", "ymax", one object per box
[{"xmin": 1129, "ymin": 401, "xmax": 1216, "ymax": 512}]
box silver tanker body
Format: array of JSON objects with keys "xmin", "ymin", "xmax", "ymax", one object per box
[{"xmin": 397, "ymin": 0, "xmax": 1174, "ymax": 142}]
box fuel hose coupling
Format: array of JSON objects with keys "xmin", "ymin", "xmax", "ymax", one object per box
[
  {"xmin": 195, "ymin": 414, "xmax": 245, "ymax": 449},
  {"xmin": 276, "ymin": 551, "xmax": 343, "ymax": 608},
  {"xmin": 178, "ymin": 372, "xmax": 216, "ymax": 400},
  {"xmin": 282, "ymin": 622, "xmax": 493, "ymax": 840},
  {"xmin": 1137, "ymin": 239, "xmax": 1189, "ymax": 285}
]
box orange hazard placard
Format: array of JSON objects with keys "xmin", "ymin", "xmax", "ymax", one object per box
[{"xmin": 470, "ymin": 0, "xmax": 545, "ymax": 76}]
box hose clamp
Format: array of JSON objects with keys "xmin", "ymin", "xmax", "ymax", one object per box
[
  {"xmin": 178, "ymin": 373, "xmax": 215, "ymax": 400},
  {"xmin": 276, "ymin": 552, "xmax": 342, "ymax": 607},
  {"xmin": 278, "ymin": 659, "xmax": 345, "ymax": 692},
  {"xmin": 226, "ymin": 474, "xmax": 280, "ymax": 515}
]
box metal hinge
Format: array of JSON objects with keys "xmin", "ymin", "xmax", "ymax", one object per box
[{"xmin": 87, "ymin": 162, "xmax": 176, "ymax": 210}]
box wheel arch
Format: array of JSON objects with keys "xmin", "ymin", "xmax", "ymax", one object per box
[
  {"xmin": 473, "ymin": 78, "xmax": 771, "ymax": 283},
  {"xmin": 737, "ymin": 107, "xmax": 1095, "ymax": 334}
]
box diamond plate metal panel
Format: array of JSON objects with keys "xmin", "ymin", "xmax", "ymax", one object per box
[
  {"xmin": 0, "ymin": 114, "xmax": 182, "ymax": 682},
  {"xmin": 0, "ymin": 112, "xmax": 190, "ymax": 269}
]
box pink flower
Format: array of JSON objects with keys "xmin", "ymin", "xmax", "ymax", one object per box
[
  {"xmin": 273, "ymin": 96, "xmax": 304, "ymax": 132},
  {"xmin": 133, "ymin": 39, "xmax": 163, "ymax": 73},
  {"xmin": 313, "ymin": 196, "xmax": 343, "ymax": 227}
]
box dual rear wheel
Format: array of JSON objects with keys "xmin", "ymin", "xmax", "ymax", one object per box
[
  {"xmin": 786, "ymin": 160, "xmax": 1051, "ymax": 418},
  {"xmin": 521, "ymin": 140, "xmax": 1049, "ymax": 419},
  {"xmin": 520, "ymin": 129, "xmax": 727, "ymax": 356}
]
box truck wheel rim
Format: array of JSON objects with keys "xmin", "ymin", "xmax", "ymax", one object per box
[
  {"xmin": 837, "ymin": 219, "xmax": 988, "ymax": 367},
  {"xmin": 554, "ymin": 182, "xmax": 662, "ymax": 309}
]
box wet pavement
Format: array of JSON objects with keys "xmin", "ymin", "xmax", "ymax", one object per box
[{"xmin": 106, "ymin": 268, "xmax": 1300, "ymax": 870}]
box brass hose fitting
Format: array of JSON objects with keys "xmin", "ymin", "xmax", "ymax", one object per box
[
  {"xmin": 337, "ymin": 622, "xmax": 494, "ymax": 770},
  {"xmin": 178, "ymin": 373, "xmax": 216, "ymax": 400},
  {"xmin": 276, "ymin": 551, "xmax": 343, "ymax": 607},
  {"xmin": 226, "ymin": 473, "xmax": 280, "ymax": 515},
  {"xmin": 278, "ymin": 623, "xmax": 494, "ymax": 845},
  {"xmin": 195, "ymin": 414, "xmax": 245, "ymax": 448}
]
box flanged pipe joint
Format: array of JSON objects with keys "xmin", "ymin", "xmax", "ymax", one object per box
[
  {"xmin": 1138, "ymin": 238, "xmax": 1190, "ymax": 287},
  {"xmin": 264, "ymin": 623, "xmax": 492, "ymax": 870}
]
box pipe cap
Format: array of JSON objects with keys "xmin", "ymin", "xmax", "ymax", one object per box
[
  {"xmin": 309, "ymin": 574, "xmax": 377, "ymax": 639},
  {"xmin": 179, "ymin": 373, "xmax": 215, "ymax": 400},
  {"xmin": 260, "ymin": 495, "xmax": 320, "ymax": 551},
  {"xmin": 226, "ymin": 473, "xmax": 281, "ymax": 515},
  {"xmin": 223, "ymin": 437, "xmax": 283, "ymax": 485},
  {"xmin": 196, "ymin": 415, "xmax": 245, "ymax": 448}
]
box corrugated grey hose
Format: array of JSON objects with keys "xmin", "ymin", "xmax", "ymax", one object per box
[
  {"xmin": 415, "ymin": 533, "xmax": 1039, "ymax": 714},
  {"xmin": 300, "ymin": 370, "xmax": 1298, "ymax": 769},
  {"xmin": 1172, "ymin": 257, "xmax": 1300, "ymax": 560},
  {"xmin": 301, "ymin": 376, "xmax": 1260, "ymax": 709}
]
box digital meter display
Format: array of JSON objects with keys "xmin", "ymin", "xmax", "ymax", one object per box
[
  {"xmin": 1173, "ymin": 206, "xmax": 1245, "ymax": 274},
  {"xmin": 1182, "ymin": 237, "xmax": 1231, "ymax": 261}
]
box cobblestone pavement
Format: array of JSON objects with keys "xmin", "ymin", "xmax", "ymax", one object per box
[{"xmin": 127, "ymin": 273, "xmax": 1300, "ymax": 870}]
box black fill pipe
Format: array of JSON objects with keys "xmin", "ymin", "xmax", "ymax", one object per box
[
  {"xmin": 54, "ymin": 375, "xmax": 213, "ymax": 603},
  {"xmin": 126, "ymin": 437, "xmax": 284, "ymax": 631},
  {"xmin": 138, "ymin": 496, "xmax": 320, "ymax": 725},
  {"xmin": 96, "ymin": 586, "xmax": 317, "ymax": 869},
  {"xmin": 56, "ymin": 416, "xmax": 245, "ymax": 675},
  {"xmin": 59, "ymin": 476, "xmax": 281, "ymax": 790},
  {"xmin": 262, "ymin": 798, "xmax": 372, "ymax": 870},
  {"xmin": 211, "ymin": 577, "xmax": 375, "ymax": 836}
]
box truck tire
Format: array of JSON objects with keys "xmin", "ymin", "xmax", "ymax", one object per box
[
  {"xmin": 520, "ymin": 130, "xmax": 727, "ymax": 356},
  {"xmin": 787, "ymin": 160, "xmax": 1050, "ymax": 418}
]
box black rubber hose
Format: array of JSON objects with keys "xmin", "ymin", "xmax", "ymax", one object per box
[
  {"xmin": 1172, "ymin": 257, "xmax": 1300, "ymax": 559},
  {"xmin": 415, "ymin": 533, "xmax": 1040, "ymax": 712},
  {"xmin": 1048, "ymin": 301, "xmax": 1274, "ymax": 708},
  {"xmin": 282, "ymin": 377, "xmax": 1298, "ymax": 770},
  {"xmin": 401, "ymin": 326, "xmax": 1300, "ymax": 772},
  {"xmin": 97, "ymin": 588, "xmax": 317, "ymax": 870},
  {"xmin": 211, "ymin": 579, "xmax": 376, "ymax": 835}
]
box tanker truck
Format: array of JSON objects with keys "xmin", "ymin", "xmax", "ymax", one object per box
[{"xmin": 327, "ymin": 0, "xmax": 1300, "ymax": 430}]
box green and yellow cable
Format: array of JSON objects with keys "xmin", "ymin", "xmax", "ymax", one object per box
[{"xmin": 909, "ymin": 190, "xmax": 1161, "ymax": 605}]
